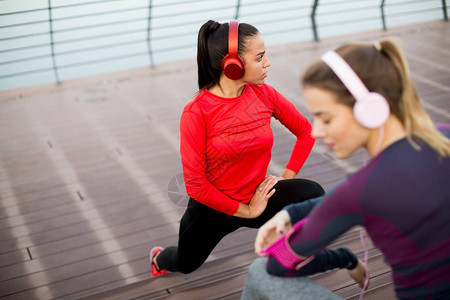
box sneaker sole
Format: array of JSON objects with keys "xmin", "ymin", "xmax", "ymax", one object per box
[{"xmin": 150, "ymin": 246, "xmax": 164, "ymax": 277}]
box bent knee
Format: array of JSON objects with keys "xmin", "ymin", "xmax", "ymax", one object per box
[{"xmin": 307, "ymin": 180, "xmax": 325, "ymax": 197}]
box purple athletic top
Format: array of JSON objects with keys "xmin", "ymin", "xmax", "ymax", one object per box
[{"xmin": 285, "ymin": 126, "xmax": 450, "ymax": 299}]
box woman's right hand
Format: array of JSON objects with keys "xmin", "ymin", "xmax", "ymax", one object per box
[
  {"xmin": 233, "ymin": 175, "xmax": 278, "ymax": 219},
  {"xmin": 249, "ymin": 175, "xmax": 279, "ymax": 217},
  {"xmin": 255, "ymin": 210, "xmax": 292, "ymax": 255}
]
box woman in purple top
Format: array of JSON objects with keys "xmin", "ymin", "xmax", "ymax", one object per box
[{"xmin": 252, "ymin": 38, "xmax": 450, "ymax": 299}]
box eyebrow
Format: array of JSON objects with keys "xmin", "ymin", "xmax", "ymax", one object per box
[
  {"xmin": 256, "ymin": 50, "xmax": 265, "ymax": 56},
  {"xmin": 313, "ymin": 111, "xmax": 328, "ymax": 117}
]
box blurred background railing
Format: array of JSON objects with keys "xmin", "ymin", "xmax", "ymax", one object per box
[{"xmin": 0, "ymin": 0, "xmax": 448, "ymax": 91}]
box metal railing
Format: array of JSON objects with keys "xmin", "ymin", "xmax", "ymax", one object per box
[{"xmin": 0, "ymin": 0, "xmax": 448, "ymax": 90}]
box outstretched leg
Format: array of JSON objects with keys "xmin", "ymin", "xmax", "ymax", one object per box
[{"xmin": 155, "ymin": 198, "xmax": 238, "ymax": 274}]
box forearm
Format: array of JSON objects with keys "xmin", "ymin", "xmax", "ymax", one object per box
[
  {"xmin": 285, "ymin": 136, "xmax": 315, "ymax": 173},
  {"xmin": 233, "ymin": 202, "xmax": 253, "ymax": 218},
  {"xmin": 266, "ymin": 248, "xmax": 358, "ymax": 277},
  {"xmin": 281, "ymin": 168, "xmax": 297, "ymax": 179},
  {"xmin": 271, "ymin": 86, "xmax": 315, "ymax": 174}
]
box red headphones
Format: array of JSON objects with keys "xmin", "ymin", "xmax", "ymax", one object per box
[{"xmin": 222, "ymin": 21, "xmax": 245, "ymax": 80}]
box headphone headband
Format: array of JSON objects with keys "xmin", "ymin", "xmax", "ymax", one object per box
[
  {"xmin": 228, "ymin": 20, "xmax": 239, "ymax": 58},
  {"xmin": 321, "ymin": 51, "xmax": 369, "ymax": 102}
]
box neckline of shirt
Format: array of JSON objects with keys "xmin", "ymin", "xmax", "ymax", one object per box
[{"xmin": 204, "ymin": 85, "xmax": 249, "ymax": 102}]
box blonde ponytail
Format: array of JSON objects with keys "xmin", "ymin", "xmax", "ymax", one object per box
[{"xmin": 379, "ymin": 38, "xmax": 450, "ymax": 157}]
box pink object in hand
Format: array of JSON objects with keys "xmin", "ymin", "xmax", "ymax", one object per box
[{"xmin": 260, "ymin": 218, "xmax": 315, "ymax": 270}]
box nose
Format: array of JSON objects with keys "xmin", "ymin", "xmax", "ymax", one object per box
[
  {"xmin": 311, "ymin": 120, "xmax": 325, "ymax": 139},
  {"xmin": 264, "ymin": 56, "xmax": 270, "ymax": 68}
]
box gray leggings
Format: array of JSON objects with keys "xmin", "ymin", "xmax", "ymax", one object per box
[{"xmin": 241, "ymin": 258, "xmax": 343, "ymax": 300}]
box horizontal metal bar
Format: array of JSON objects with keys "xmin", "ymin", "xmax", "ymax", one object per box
[
  {"xmin": 55, "ymin": 38, "xmax": 146, "ymax": 56},
  {"xmin": 152, "ymin": 30, "xmax": 198, "ymax": 41},
  {"xmin": 151, "ymin": 4, "xmax": 235, "ymax": 19},
  {"xmin": 318, "ymin": 7, "xmax": 441, "ymax": 30},
  {"xmin": 318, "ymin": 5, "xmax": 380, "ymax": 16},
  {"xmin": 55, "ymin": 28, "xmax": 146, "ymax": 45},
  {"xmin": 0, "ymin": 38, "xmax": 148, "ymax": 66},
  {"xmin": 0, "ymin": 67, "xmax": 55, "ymax": 79},
  {"xmin": 239, "ymin": 0, "xmax": 305, "ymax": 8},
  {"xmin": 150, "ymin": 43, "xmax": 197, "ymax": 54},
  {"xmin": 321, "ymin": 0, "xmax": 440, "ymax": 9},
  {"xmin": 56, "ymin": 51, "xmax": 149, "ymax": 69},
  {"xmin": 0, "ymin": 19, "xmax": 48, "ymax": 29},
  {"xmin": 0, "ymin": 43, "xmax": 50, "ymax": 54},
  {"xmin": 384, "ymin": 0, "xmax": 437, "ymax": 8},
  {"xmin": 0, "ymin": 52, "xmax": 147, "ymax": 79},
  {"xmin": 262, "ymin": 24, "xmax": 312, "ymax": 36},
  {"xmin": 151, "ymin": 19, "xmax": 209, "ymax": 30},
  {"xmin": 383, "ymin": 7, "xmax": 443, "ymax": 17},
  {"xmin": 315, "ymin": 0, "xmax": 367, "ymax": 6},
  {"xmin": 0, "ymin": 53, "xmax": 51, "ymax": 66},
  {"xmin": 319, "ymin": 15, "xmax": 383, "ymax": 28},
  {"xmin": 249, "ymin": 14, "xmax": 311, "ymax": 26},
  {"xmin": 151, "ymin": 0, "xmax": 216, "ymax": 9},
  {"xmin": 51, "ymin": 17, "xmax": 147, "ymax": 34},
  {"xmin": 0, "ymin": 7, "xmax": 47, "ymax": 17},
  {"xmin": 51, "ymin": 0, "xmax": 124, "ymax": 10},
  {"xmin": 51, "ymin": 5, "xmax": 146, "ymax": 22},
  {"xmin": 319, "ymin": 3, "xmax": 442, "ymax": 18},
  {"xmin": 0, "ymin": 31, "xmax": 50, "ymax": 42},
  {"xmin": 0, "ymin": 0, "xmax": 123, "ymax": 17},
  {"xmin": 318, "ymin": 4, "xmax": 442, "ymax": 20},
  {"xmin": 239, "ymin": 4, "xmax": 311, "ymax": 19}
]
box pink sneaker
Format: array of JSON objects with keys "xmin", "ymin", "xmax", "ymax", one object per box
[{"xmin": 150, "ymin": 247, "xmax": 168, "ymax": 277}]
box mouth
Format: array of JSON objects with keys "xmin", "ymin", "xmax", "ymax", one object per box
[{"xmin": 263, "ymin": 72, "xmax": 268, "ymax": 78}]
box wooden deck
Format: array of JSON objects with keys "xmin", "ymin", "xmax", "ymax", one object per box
[{"xmin": 0, "ymin": 20, "xmax": 449, "ymax": 300}]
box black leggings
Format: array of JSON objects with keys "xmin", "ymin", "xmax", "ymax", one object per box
[{"xmin": 155, "ymin": 179, "xmax": 327, "ymax": 274}]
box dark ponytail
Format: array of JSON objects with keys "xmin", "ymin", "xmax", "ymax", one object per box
[
  {"xmin": 197, "ymin": 20, "xmax": 259, "ymax": 91},
  {"xmin": 197, "ymin": 20, "xmax": 223, "ymax": 91}
]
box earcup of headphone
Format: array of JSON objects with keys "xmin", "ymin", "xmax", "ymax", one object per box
[
  {"xmin": 353, "ymin": 92, "xmax": 390, "ymax": 129},
  {"xmin": 222, "ymin": 54, "xmax": 245, "ymax": 80}
]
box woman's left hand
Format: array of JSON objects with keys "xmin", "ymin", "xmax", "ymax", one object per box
[
  {"xmin": 348, "ymin": 259, "xmax": 369, "ymax": 289},
  {"xmin": 255, "ymin": 210, "xmax": 292, "ymax": 255}
]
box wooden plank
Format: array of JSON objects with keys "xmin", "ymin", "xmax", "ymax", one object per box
[
  {"xmin": 0, "ymin": 195, "xmax": 181, "ymax": 253},
  {"xmin": 74, "ymin": 250, "xmax": 257, "ymax": 300}
]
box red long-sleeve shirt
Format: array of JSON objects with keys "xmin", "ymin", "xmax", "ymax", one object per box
[{"xmin": 180, "ymin": 84, "xmax": 314, "ymax": 215}]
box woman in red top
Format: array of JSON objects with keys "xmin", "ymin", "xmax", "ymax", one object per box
[{"xmin": 150, "ymin": 20, "xmax": 358, "ymax": 277}]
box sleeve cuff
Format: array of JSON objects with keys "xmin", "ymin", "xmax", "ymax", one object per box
[{"xmin": 284, "ymin": 204, "xmax": 302, "ymax": 224}]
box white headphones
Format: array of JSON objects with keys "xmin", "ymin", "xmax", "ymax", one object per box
[{"xmin": 321, "ymin": 51, "xmax": 390, "ymax": 129}]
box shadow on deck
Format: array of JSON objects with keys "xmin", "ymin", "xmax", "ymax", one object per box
[{"xmin": 0, "ymin": 20, "xmax": 449, "ymax": 300}]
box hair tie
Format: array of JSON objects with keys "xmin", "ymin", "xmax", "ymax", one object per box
[{"xmin": 374, "ymin": 41, "xmax": 382, "ymax": 51}]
